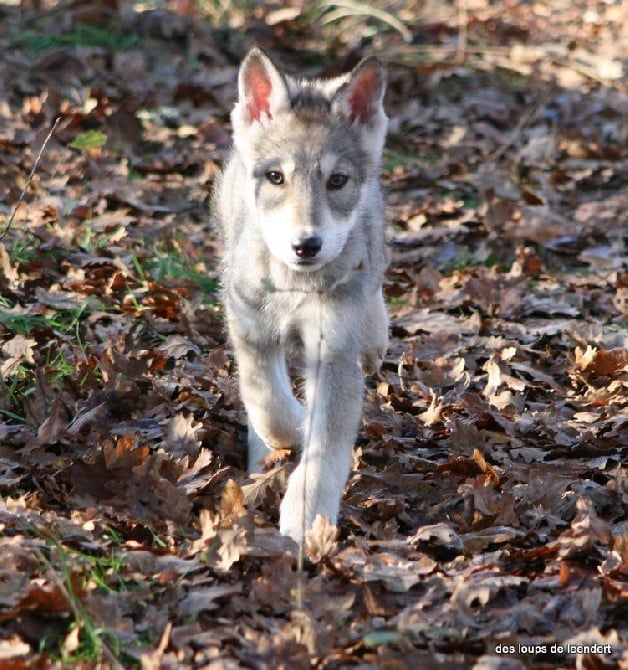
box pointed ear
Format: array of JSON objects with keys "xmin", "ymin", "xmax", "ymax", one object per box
[
  {"xmin": 236, "ymin": 47, "xmax": 290, "ymax": 126},
  {"xmin": 333, "ymin": 57, "xmax": 387, "ymax": 126}
]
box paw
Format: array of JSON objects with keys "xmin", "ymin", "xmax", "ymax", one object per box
[
  {"xmin": 247, "ymin": 427, "xmax": 272, "ymax": 474},
  {"xmin": 247, "ymin": 423, "xmax": 299, "ymax": 474},
  {"xmin": 358, "ymin": 346, "xmax": 386, "ymax": 375},
  {"xmin": 279, "ymin": 464, "xmax": 308, "ymax": 543},
  {"xmin": 279, "ymin": 464, "xmax": 339, "ymax": 544}
]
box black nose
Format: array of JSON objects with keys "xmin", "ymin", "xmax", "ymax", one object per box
[{"xmin": 292, "ymin": 235, "xmax": 322, "ymax": 260}]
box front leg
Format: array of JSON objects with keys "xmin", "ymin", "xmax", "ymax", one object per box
[
  {"xmin": 359, "ymin": 286, "xmax": 389, "ymax": 375},
  {"xmin": 231, "ymin": 330, "xmax": 305, "ymax": 473},
  {"xmin": 279, "ymin": 300, "xmax": 364, "ymax": 542}
]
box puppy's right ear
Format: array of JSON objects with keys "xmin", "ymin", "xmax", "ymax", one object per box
[{"xmin": 235, "ymin": 47, "xmax": 290, "ymax": 127}]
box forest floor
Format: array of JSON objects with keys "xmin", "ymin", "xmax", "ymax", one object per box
[{"xmin": 0, "ymin": 0, "xmax": 626, "ymax": 668}]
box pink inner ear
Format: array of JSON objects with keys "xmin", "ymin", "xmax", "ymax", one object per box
[
  {"xmin": 245, "ymin": 59, "xmax": 272, "ymax": 122},
  {"xmin": 348, "ymin": 68, "xmax": 380, "ymax": 125}
]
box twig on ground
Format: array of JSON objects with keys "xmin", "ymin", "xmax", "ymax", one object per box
[
  {"xmin": 0, "ymin": 116, "xmax": 60, "ymax": 243},
  {"xmin": 456, "ymin": 0, "xmax": 468, "ymax": 64}
]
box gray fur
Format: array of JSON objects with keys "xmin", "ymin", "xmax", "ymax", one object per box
[{"xmin": 213, "ymin": 47, "xmax": 389, "ymax": 542}]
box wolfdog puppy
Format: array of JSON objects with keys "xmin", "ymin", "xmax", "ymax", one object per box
[{"xmin": 214, "ymin": 47, "xmax": 388, "ymax": 542}]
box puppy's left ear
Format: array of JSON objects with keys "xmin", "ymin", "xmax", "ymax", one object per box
[{"xmin": 333, "ymin": 57, "xmax": 387, "ymax": 126}]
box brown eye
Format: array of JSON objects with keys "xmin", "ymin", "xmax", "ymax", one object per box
[
  {"xmin": 327, "ymin": 174, "xmax": 348, "ymax": 190},
  {"xmin": 266, "ymin": 171, "xmax": 284, "ymax": 185}
]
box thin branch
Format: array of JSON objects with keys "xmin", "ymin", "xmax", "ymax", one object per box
[
  {"xmin": 456, "ymin": 0, "xmax": 468, "ymax": 64},
  {"xmin": 20, "ymin": 520, "xmax": 124, "ymax": 669},
  {"xmin": 486, "ymin": 95, "xmax": 548, "ymax": 163},
  {"xmin": 0, "ymin": 116, "xmax": 61, "ymax": 243}
]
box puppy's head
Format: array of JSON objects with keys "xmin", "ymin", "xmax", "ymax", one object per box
[{"xmin": 231, "ymin": 48, "xmax": 387, "ymax": 272}]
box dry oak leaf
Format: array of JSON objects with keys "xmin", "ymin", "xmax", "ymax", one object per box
[
  {"xmin": 252, "ymin": 553, "xmax": 298, "ymax": 613},
  {"xmin": 215, "ymin": 521, "xmax": 251, "ymax": 572},
  {"xmin": 0, "ymin": 635, "xmax": 31, "ymax": 660},
  {"xmin": 167, "ymin": 412, "xmax": 202, "ymax": 459},
  {"xmin": 178, "ymin": 584, "xmax": 242, "ymax": 619},
  {"xmin": 357, "ymin": 552, "xmax": 436, "ymax": 592},
  {"xmin": 241, "ymin": 464, "xmax": 290, "ymax": 509},
  {"xmin": 450, "ymin": 570, "xmax": 529, "ymax": 623},
  {"xmin": 557, "ymin": 497, "xmax": 611, "ymax": 560},
  {"xmin": 0, "ymin": 335, "xmax": 36, "ymax": 376},
  {"xmin": 217, "ymin": 478, "xmax": 246, "ymax": 522},
  {"xmin": 0, "ymin": 243, "xmax": 19, "ymax": 285},
  {"xmin": 409, "ymin": 522, "xmax": 465, "ymax": 558},
  {"xmin": 32, "ymin": 394, "xmax": 68, "ymax": 448},
  {"xmin": 12, "ymin": 579, "xmax": 73, "ymax": 617}
]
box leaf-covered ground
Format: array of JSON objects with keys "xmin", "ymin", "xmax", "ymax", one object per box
[{"xmin": 0, "ymin": 1, "xmax": 626, "ymax": 668}]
